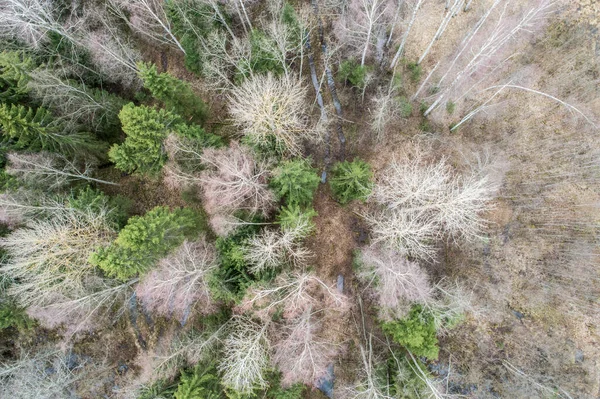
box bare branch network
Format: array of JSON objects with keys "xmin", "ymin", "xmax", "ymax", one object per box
[
  {"xmin": 364, "ymin": 150, "xmax": 499, "ymax": 260},
  {"xmin": 228, "ymin": 73, "xmax": 319, "ymax": 156},
  {"xmin": 136, "ymin": 237, "xmax": 219, "ymax": 321},
  {"xmin": 218, "ymin": 316, "xmax": 271, "ymax": 395}
]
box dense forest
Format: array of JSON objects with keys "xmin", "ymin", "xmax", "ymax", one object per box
[{"xmin": 0, "ymin": 0, "xmax": 598, "ymax": 397}]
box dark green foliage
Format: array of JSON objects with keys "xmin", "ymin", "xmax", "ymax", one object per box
[
  {"xmin": 339, "ymin": 59, "xmax": 369, "ymax": 88},
  {"xmin": 386, "ymin": 354, "xmax": 431, "ymax": 399},
  {"xmin": 392, "ymin": 73, "xmax": 403, "ymax": 91},
  {"xmin": 329, "ymin": 159, "xmax": 373, "ymax": 204},
  {"xmin": 212, "ymin": 218, "xmax": 263, "ymax": 300},
  {"xmin": 381, "ymin": 305, "xmax": 439, "ymax": 360},
  {"xmin": 0, "ymin": 302, "xmax": 34, "ymax": 330},
  {"xmin": 282, "ymin": 3, "xmax": 301, "ymax": 31},
  {"xmin": 407, "ymin": 62, "xmax": 422, "ymax": 83},
  {"xmin": 166, "ymin": 0, "xmax": 229, "ymax": 75},
  {"xmin": 137, "ymin": 380, "xmax": 177, "ymax": 399},
  {"xmin": 235, "ymin": 30, "xmax": 285, "ymax": 83},
  {"xmin": 270, "ymin": 159, "xmax": 320, "ymax": 207},
  {"xmin": 446, "ymin": 101, "xmax": 456, "ymax": 114},
  {"xmin": 269, "ymin": 384, "xmax": 304, "ymax": 399},
  {"xmin": 109, "ymin": 103, "xmax": 178, "ymax": 174},
  {"xmin": 418, "ymin": 119, "xmax": 431, "ymax": 132},
  {"xmin": 137, "ymin": 62, "xmax": 208, "ymax": 123},
  {"xmin": 397, "ymin": 96, "xmax": 413, "ymax": 118},
  {"xmin": 55, "ymin": 79, "xmax": 126, "ymax": 140},
  {"xmin": 174, "ymin": 364, "xmax": 225, "ymax": 399},
  {"xmin": 248, "ymin": 29, "xmax": 284, "ymax": 77},
  {"xmin": 68, "ymin": 186, "xmax": 132, "ymax": 229},
  {"xmin": 0, "ymin": 169, "xmax": 18, "ymax": 193},
  {"xmin": 263, "ymin": 371, "xmax": 305, "ymax": 399},
  {"xmin": 0, "ymin": 51, "xmax": 32, "ymax": 103},
  {"xmin": 0, "ymin": 151, "xmax": 18, "ymax": 193},
  {"xmin": 175, "ymin": 123, "xmax": 223, "ymax": 148},
  {"xmin": 241, "ymin": 133, "xmax": 283, "ymax": 159},
  {"xmin": 90, "ymin": 206, "xmax": 201, "ymax": 280},
  {"xmin": 42, "ymin": 31, "xmax": 101, "ymax": 85},
  {"xmin": 277, "ymin": 204, "xmax": 317, "ymax": 234},
  {"xmin": 0, "ymin": 103, "xmax": 52, "ymax": 149},
  {"xmin": 0, "ymin": 103, "xmax": 102, "ymax": 155}
]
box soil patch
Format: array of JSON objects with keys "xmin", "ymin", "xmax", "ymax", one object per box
[{"xmin": 306, "ymin": 184, "xmax": 358, "ymax": 282}]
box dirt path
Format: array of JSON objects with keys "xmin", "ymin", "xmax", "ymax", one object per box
[{"xmin": 307, "ymin": 185, "xmax": 365, "ymax": 283}]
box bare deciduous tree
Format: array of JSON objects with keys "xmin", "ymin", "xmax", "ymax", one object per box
[
  {"xmin": 6, "ymin": 152, "xmax": 117, "ymax": 190},
  {"xmin": 110, "ymin": 0, "xmax": 185, "ymax": 53},
  {"xmin": 369, "ymin": 85, "xmax": 403, "ymax": 141},
  {"xmin": 218, "ymin": 316, "xmax": 270, "ymax": 395},
  {"xmin": 0, "ymin": 349, "xmax": 87, "ymax": 399},
  {"xmin": 0, "ymin": 206, "xmax": 131, "ymax": 335},
  {"xmin": 228, "ymin": 73, "xmax": 318, "ymax": 156},
  {"xmin": 199, "ymin": 142, "xmax": 275, "ymax": 226},
  {"xmin": 364, "ymin": 150, "xmax": 498, "ymax": 259},
  {"xmin": 0, "ymin": 0, "xmax": 78, "ymax": 49},
  {"xmin": 272, "ymin": 309, "xmax": 339, "ymax": 387},
  {"xmin": 358, "ymin": 245, "xmax": 432, "ymax": 320},
  {"xmin": 418, "ymin": 0, "xmax": 466, "ymax": 65},
  {"xmin": 238, "ymin": 271, "xmax": 349, "ymax": 321},
  {"xmin": 81, "ymin": 26, "xmax": 141, "ymax": 87},
  {"xmin": 422, "ymin": 0, "xmax": 555, "ymax": 116},
  {"xmin": 136, "ymin": 238, "xmax": 219, "ymax": 321},
  {"xmin": 27, "ymin": 68, "xmax": 123, "ymax": 133},
  {"xmin": 390, "ymin": 0, "xmax": 423, "ymax": 68},
  {"xmin": 242, "ymin": 220, "xmax": 313, "ymax": 274},
  {"xmin": 334, "ymin": 0, "xmax": 396, "ymax": 66}
]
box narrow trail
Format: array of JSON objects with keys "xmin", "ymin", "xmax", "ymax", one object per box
[
  {"xmin": 303, "ymin": 0, "xmax": 358, "ymax": 284},
  {"xmin": 307, "ymin": 186, "xmax": 362, "ymax": 283},
  {"xmin": 308, "ymin": 0, "xmax": 346, "ymax": 170}
]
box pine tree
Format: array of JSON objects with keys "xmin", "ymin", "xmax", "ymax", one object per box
[
  {"xmin": 329, "ymin": 159, "xmax": 373, "ymax": 204},
  {"xmin": 381, "ymin": 305, "xmax": 439, "ymax": 360},
  {"xmin": 108, "ymin": 103, "xmax": 179, "ymax": 174},
  {"xmin": 0, "ymin": 51, "xmax": 32, "ymax": 103},
  {"xmin": 174, "ymin": 364, "xmax": 224, "ymax": 399},
  {"xmin": 0, "ymin": 103, "xmax": 101, "ymax": 155},
  {"xmin": 137, "ymin": 62, "xmax": 208, "ymax": 123},
  {"xmin": 270, "ymin": 159, "xmax": 320, "ymax": 207},
  {"xmin": 90, "ymin": 206, "xmax": 201, "ymax": 280}
]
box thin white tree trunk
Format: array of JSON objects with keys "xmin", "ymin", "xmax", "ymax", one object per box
[
  {"xmin": 239, "ymin": 0, "xmax": 253, "ymax": 31},
  {"xmin": 411, "ymin": 61, "xmax": 439, "ymax": 100},
  {"xmin": 10, "ymin": 156, "xmax": 119, "ymax": 186},
  {"xmin": 418, "ymin": 0, "xmax": 464, "ymax": 64},
  {"xmin": 140, "ymin": 0, "xmax": 186, "ymax": 54},
  {"xmin": 386, "ymin": 0, "xmax": 405, "ymax": 46},
  {"xmin": 361, "ymin": 27, "xmax": 373, "ymax": 66},
  {"xmin": 479, "ymin": 85, "xmax": 598, "ymax": 128},
  {"xmin": 450, "ymin": 83, "xmax": 509, "ymax": 131},
  {"xmin": 390, "ymin": 0, "xmax": 423, "ymax": 68}
]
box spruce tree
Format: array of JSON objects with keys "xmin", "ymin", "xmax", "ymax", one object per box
[
  {"xmin": 0, "ymin": 103, "xmax": 101, "ymax": 155},
  {"xmin": 137, "ymin": 62, "xmax": 208, "ymax": 123},
  {"xmin": 0, "ymin": 51, "xmax": 32, "ymax": 103},
  {"xmin": 109, "ymin": 103, "xmax": 179, "ymax": 174},
  {"xmin": 90, "ymin": 206, "xmax": 201, "ymax": 280},
  {"xmin": 270, "ymin": 159, "xmax": 320, "ymax": 207}
]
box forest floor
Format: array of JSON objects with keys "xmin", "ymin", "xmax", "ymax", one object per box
[{"xmin": 53, "ymin": 2, "xmax": 600, "ymax": 397}]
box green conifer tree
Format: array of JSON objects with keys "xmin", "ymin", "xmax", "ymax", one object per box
[
  {"xmin": 108, "ymin": 103, "xmax": 179, "ymax": 174},
  {"xmin": 0, "ymin": 103, "xmax": 101, "ymax": 155},
  {"xmin": 270, "ymin": 159, "xmax": 320, "ymax": 207},
  {"xmin": 90, "ymin": 206, "xmax": 201, "ymax": 280},
  {"xmin": 137, "ymin": 62, "xmax": 208, "ymax": 123},
  {"xmin": 0, "ymin": 51, "xmax": 32, "ymax": 103}
]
